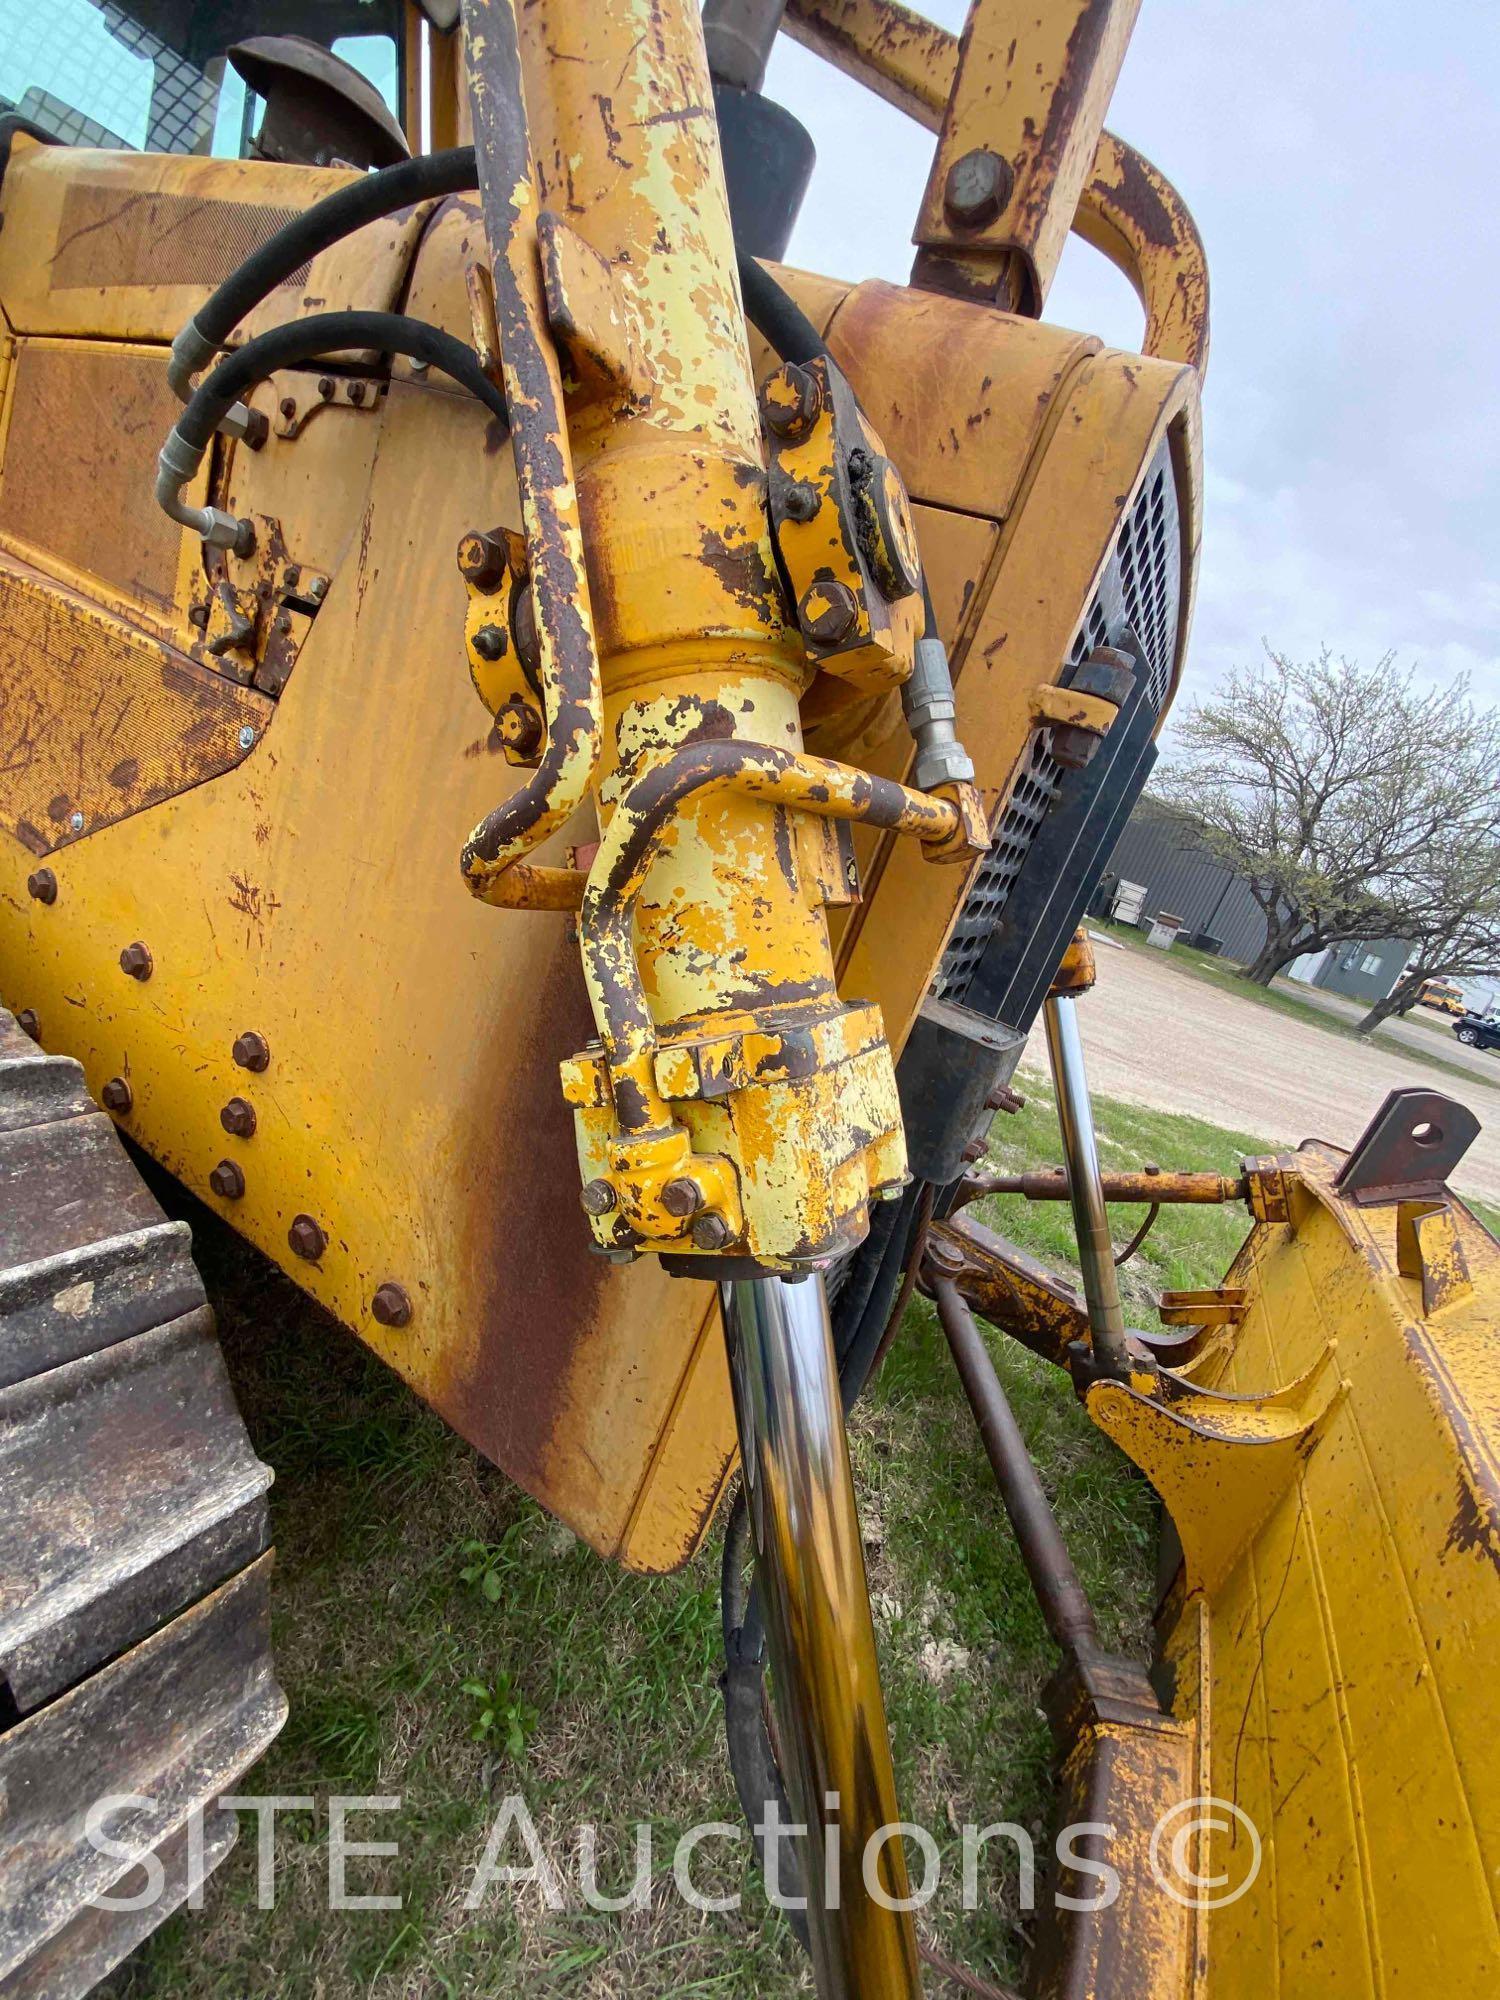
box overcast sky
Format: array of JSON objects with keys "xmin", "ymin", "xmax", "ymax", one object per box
[{"xmin": 764, "ymin": 1, "xmax": 1500, "ymax": 714}]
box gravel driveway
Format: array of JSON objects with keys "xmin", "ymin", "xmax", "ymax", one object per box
[{"xmin": 1019, "ymin": 937, "xmax": 1500, "ymax": 1206}]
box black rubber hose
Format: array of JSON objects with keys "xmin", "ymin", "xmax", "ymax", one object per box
[
  {"xmin": 172, "ymin": 147, "xmax": 483, "ymax": 391},
  {"xmin": 738, "ymin": 252, "xmax": 828, "ymax": 365},
  {"xmin": 175, "ymin": 310, "xmax": 507, "ymax": 452}
]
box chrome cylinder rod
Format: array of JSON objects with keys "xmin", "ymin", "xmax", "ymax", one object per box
[
  {"xmin": 722, "ymin": 1275, "xmax": 923, "ymax": 1999},
  {"xmin": 1042, "ymin": 994, "xmax": 1130, "ymax": 1374}
]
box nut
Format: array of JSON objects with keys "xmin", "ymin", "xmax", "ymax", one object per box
[
  {"xmin": 457, "ymin": 529, "xmax": 507, "ymax": 592},
  {"xmin": 781, "ymin": 480, "xmax": 819, "ymax": 523},
  {"xmin": 119, "ymin": 941, "xmax": 153, "ymax": 981},
  {"xmin": 1050, "ymin": 723, "xmax": 1101, "ymax": 771},
  {"xmin": 220, "ymin": 1096, "xmax": 257, "ymax": 1137},
  {"xmin": 471, "ymin": 622, "xmax": 507, "ymax": 662},
  {"xmin": 371, "ymin": 1281, "xmax": 413, "ymax": 1328},
  {"xmin": 943, "ymin": 147, "xmax": 1013, "ymax": 228},
  {"xmin": 16, "ymin": 1008, "xmax": 39, "ymax": 1041},
  {"xmin": 101, "ymin": 1076, "xmax": 133, "ymax": 1114},
  {"xmin": 209, "ymin": 1159, "xmax": 246, "ymax": 1200},
  {"xmin": 288, "ymin": 1214, "xmax": 326, "ymax": 1260},
  {"xmin": 691, "ymin": 1211, "xmax": 734, "ymax": 1252},
  {"xmin": 761, "ymin": 362, "xmax": 822, "ymax": 440},
  {"xmin": 232, "ymin": 1030, "xmax": 271, "ymax": 1073},
  {"xmin": 279, "ymin": 395, "xmax": 297, "ymax": 419},
  {"xmin": 495, "ymin": 698, "xmax": 543, "ymax": 758},
  {"xmin": 661, "ymin": 1176, "xmax": 705, "ymax": 1219},
  {"xmin": 581, "ymin": 1179, "xmax": 617, "ymax": 1216},
  {"xmin": 798, "ymin": 579, "xmax": 859, "ymax": 647},
  {"xmin": 26, "ymin": 868, "xmax": 57, "ymax": 905}
]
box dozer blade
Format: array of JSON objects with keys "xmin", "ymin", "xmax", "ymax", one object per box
[{"xmin": 0, "ymin": 1007, "xmax": 285, "ymax": 1999}]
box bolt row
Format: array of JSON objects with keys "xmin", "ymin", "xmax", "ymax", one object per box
[{"xmin": 14, "ymin": 900, "xmax": 412, "ymax": 1328}]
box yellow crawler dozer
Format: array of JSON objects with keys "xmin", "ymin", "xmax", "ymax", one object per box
[{"xmin": 0, "ymin": 2, "xmax": 1494, "ymax": 1995}]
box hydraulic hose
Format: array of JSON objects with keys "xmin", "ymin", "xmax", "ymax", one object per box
[
  {"xmin": 167, "ymin": 147, "xmax": 485, "ymax": 400},
  {"xmin": 157, "ymin": 310, "xmax": 506, "ymax": 547}
]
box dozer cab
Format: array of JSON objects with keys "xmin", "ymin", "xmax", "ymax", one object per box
[{"xmin": 0, "ymin": 2, "xmax": 1495, "ymax": 1995}]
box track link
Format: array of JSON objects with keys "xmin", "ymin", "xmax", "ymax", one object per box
[{"xmin": 0, "ymin": 1008, "xmax": 285, "ymax": 1998}]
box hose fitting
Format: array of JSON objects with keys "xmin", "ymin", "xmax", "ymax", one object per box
[
  {"xmin": 154, "ymin": 429, "xmax": 254, "ymax": 553},
  {"xmin": 903, "ymin": 634, "xmax": 975, "ymax": 790}
]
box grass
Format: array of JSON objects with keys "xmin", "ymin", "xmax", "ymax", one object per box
[
  {"xmin": 104, "ymin": 1092, "xmax": 1268, "ymax": 2000},
  {"xmin": 1091, "ymin": 921, "xmax": 1489, "ymax": 1092}
]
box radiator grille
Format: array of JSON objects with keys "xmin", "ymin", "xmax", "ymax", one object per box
[{"xmin": 936, "ymin": 434, "xmax": 1181, "ymax": 1005}]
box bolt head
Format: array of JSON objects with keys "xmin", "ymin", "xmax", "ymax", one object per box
[
  {"xmin": 220, "ymin": 1096, "xmax": 257, "ymax": 1137},
  {"xmin": 781, "ymin": 480, "xmax": 820, "ymax": 524},
  {"xmin": 16, "ymin": 1008, "xmax": 39, "ymax": 1041},
  {"xmin": 472, "ymin": 622, "xmax": 507, "ymax": 663},
  {"xmin": 1050, "ymin": 723, "xmax": 1101, "ymax": 771},
  {"xmin": 27, "ymin": 868, "xmax": 57, "ymax": 905},
  {"xmin": 495, "ymin": 698, "xmax": 543, "ymax": 758},
  {"xmin": 289, "ymin": 1213, "xmax": 326, "ymax": 1260},
  {"xmin": 119, "ymin": 941, "xmax": 153, "ymax": 981},
  {"xmin": 581, "ymin": 1179, "xmax": 618, "ymax": 1217},
  {"xmin": 347, "ymin": 381, "xmax": 366, "ymax": 406},
  {"xmin": 317, "ymin": 377, "xmax": 334, "ymax": 399},
  {"xmin": 209, "ymin": 1159, "xmax": 246, "ymax": 1200},
  {"xmin": 761, "ymin": 362, "xmax": 822, "ymax": 441},
  {"xmin": 691, "ymin": 1210, "xmax": 734, "ymax": 1252},
  {"xmin": 279, "ymin": 395, "xmax": 297, "ymax": 418},
  {"xmin": 798, "ymin": 579, "xmax": 859, "ymax": 647},
  {"xmin": 371, "ymin": 1281, "xmax": 413, "ymax": 1328},
  {"xmin": 232, "ymin": 1030, "xmax": 271, "ymax": 1073},
  {"xmin": 944, "ymin": 147, "xmax": 1013, "ymax": 228},
  {"xmin": 457, "ymin": 530, "xmax": 507, "ymax": 591},
  {"xmin": 871, "ymin": 1178, "xmax": 907, "ymax": 1201},
  {"xmin": 69, "ymin": 811, "xmax": 85, "ymax": 833},
  {"xmin": 238, "ymin": 724, "xmax": 256, "ymax": 750},
  {"xmin": 101, "ymin": 1076, "xmax": 132, "ymax": 1114},
  {"xmin": 661, "ymin": 1176, "xmax": 705, "ymax": 1219}
]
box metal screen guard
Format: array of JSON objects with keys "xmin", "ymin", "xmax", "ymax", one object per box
[{"xmin": 721, "ymin": 1276, "xmax": 923, "ymax": 1996}]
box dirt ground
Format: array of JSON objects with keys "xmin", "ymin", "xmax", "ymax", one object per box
[{"xmin": 1019, "ymin": 936, "xmax": 1500, "ymax": 1206}]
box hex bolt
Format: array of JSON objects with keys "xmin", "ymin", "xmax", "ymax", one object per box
[
  {"xmin": 691, "ymin": 1211, "xmax": 734, "ymax": 1252},
  {"xmin": 798, "ymin": 579, "xmax": 859, "ymax": 646},
  {"xmin": 661, "ymin": 1177, "xmax": 705, "ymax": 1219},
  {"xmin": 348, "ymin": 381, "xmax": 367, "ymax": 406},
  {"xmin": 279, "ymin": 395, "xmax": 297, "ymax": 419},
  {"xmin": 581, "ymin": 1179, "xmax": 618, "ymax": 1216},
  {"xmin": 232, "ymin": 1030, "xmax": 271, "ymax": 1073},
  {"xmin": 495, "ymin": 698, "xmax": 543, "ymax": 758},
  {"xmin": 781, "ymin": 480, "xmax": 820, "ymax": 523},
  {"xmin": 307, "ymin": 575, "xmax": 328, "ymax": 604},
  {"xmin": 318, "ymin": 377, "xmax": 334, "ymax": 400},
  {"xmin": 457, "ymin": 529, "xmax": 507, "ymax": 591},
  {"xmin": 371, "ymin": 1282, "xmax": 413, "ymax": 1328},
  {"xmin": 238, "ymin": 724, "xmax": 257, "ymax": 750},
  {"xmin": 288, "ymin": 1214, "xmax": 327, "ymax": 1260},
  {"xmin": 220, "ymin": 1096, "xmax": 257, "ymax": 1138},
  {"xmin": 26, "ymin": 868, "xmax": 57, "ymax": 905},
  {"xmin": 472, "ymin": 623, "xmax": 507, "ymax": 662},
  {"xmin": 119, "ymin": 941, "xmax": 153, "ymax": 981},
  {"xmin": 69, "ymin": 811, "xmax": 85, "ymax": 833},
  {"xmin": 943, "ymin": 147, "xmax": 1014, "ymax": 228},
  {"xmin": 761, "ymin": 361, "xmax": 822, "ymax": 440},
  {"xmin": 209, "ymin": 1159, "xmax": 246, "ymax": 1201},
  {"xmin": 16, "ymin": 1009, "xmax": 39, "ymax": 1041},
  {"xmin": 101, "ymin": 1076, "xmax": 133, "ymax": 1114}
]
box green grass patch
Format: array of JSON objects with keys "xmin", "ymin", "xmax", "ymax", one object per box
[{"xmin": 107, "ymin": 1100, "xmax": 1267, "ymax": 1999}]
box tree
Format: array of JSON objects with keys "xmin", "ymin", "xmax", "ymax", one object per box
[
  {"xmin": 1154, "ymin": 648, "xmax": 1500, "ymax": 985},
  {"xmin": 1352, "ymin": 827, "xmax": 1500, "ymax": 1034}
]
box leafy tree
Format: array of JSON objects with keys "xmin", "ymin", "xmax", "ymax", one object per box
[{"xmin": 1155, "ymin": 648, "xmax": 1500, "ymax": 985}]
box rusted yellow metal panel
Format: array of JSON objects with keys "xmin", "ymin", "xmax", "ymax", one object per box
[{"xmin": 1098, "ymin": 1156, "xmax": 1500, "ymax": 1993}]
